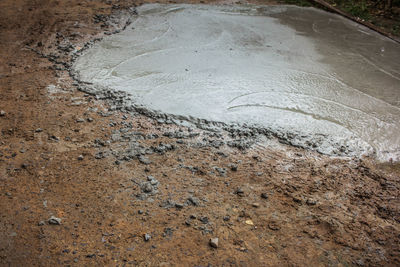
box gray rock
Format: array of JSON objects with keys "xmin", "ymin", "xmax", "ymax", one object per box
[
  {"xmin": 95, "ymin": 151, "xmax": 105, "ymax": 159},
  {"xmin": 144, "ymin": 233, "xmax": 151, "ymax": 241},
  {"xmin": 261, "ymin": 193, "xmax": 268, "ymax": 199},
  {"xmin": 141, "ymin": 182, "xmax": 153, "ymax": 193},
  {"xmin": 235, "ymin": 188, "xmax": 244, "ymax": 196},
  {"xmin": 175, "ymin": 203, "xmax": 184, "ymax": 209},
  {"xmin": 209, "ymin": 237, "xmax": 219, "ymax": 248},
  {"xmin": 187, "ymin": 196, "xmax": 200, "ymax": 206},
  {"xmin": 77, "ymin": 155, "xmax": 84, "ymax": 160},
  {"xmin": 38, "ymin": 221, "xmax": 45, "ymax": 226},
  {"xmin": 48, "ymin": 216, "xmax": 62, "ymax": 225},
  {"xmin": 0, "ymin": 110, "xmax": 6, "ymax": 116},
  {"xmin": 138, "ymin": 155, "xmax": 151, "ymax": 165},
  {"xmin": 213, "ymin": 167, "xmax": 227, "ymax": 177},
  {"xmin": 76, "ymin": 118, "xmax": 85, "ymax": 123},
  {"xmin": 147, "ymin": 176, "xmax": 159, "ymax": 185},
  {"xmin": 228, "ymin": 163, "xmax": 238, "ymax": 171}
]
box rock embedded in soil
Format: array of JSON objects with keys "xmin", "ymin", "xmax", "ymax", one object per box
[
  {"xmin": 138, "ymin": 155, "xmax": 151, "ymax": 165},
  {"xmin": 48, "ymin": 216, "xmax": 62, "ymax": 225},
  {"xmin": 0, "ymin": 110, "xmax": 6, "ymax": 116},
  {"xmin": 144, "ymin": 233, "xmax": 151, "ymax": 242},
  {"xmin": 209, "ymin": 238, "xmax": 219, "ymax": 248}
]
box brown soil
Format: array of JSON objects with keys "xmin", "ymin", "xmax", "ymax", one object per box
[{"xmin": 1, "ymin": 0, "xmax": 399, "ymax": 266}]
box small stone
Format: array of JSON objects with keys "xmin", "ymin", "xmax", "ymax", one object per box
[
  {"xmin": 76, "ymin": 118, "xmax": 85, "ymax": 123},
  {"xmin": 87, "ymin": 117, "xmax": 93, "ymax": 122},
  {"xmin": 306, "ymin": 198, "xmax": 317, "ymax": 206},
  {"xmin": 252, "ymin": 203, "xmax": 260, "ymax": 208},
  {"xmin": 245, "ymin": 219, "xmax": 254, "ymax": 225},
  {"xmin": 261, "ymin": 193, "xmax": 268, "ymax": 199},
  {"xmin": 209, "ymin": 237, "xmax": 219, "ymax": 248},
  {"xmin": 147, "ymin": 176, "xmax": 159, "ymax": 185},
  {"xmin": 0, "ymin": 110, "xmax": 5, "ymax": 116},
  {"xmin": 141, "ymin": 182, "xmax": 153, "ymax": 193},
  {"xmin": 77, "ymin": 155, "xmax": 84, "ymax": 160},
  {"xmin": 144, "ymin": 233, "xmax": 151, "ymax": 241},
  {"xmin": 175, "ymin": 203, "xmax": 184, "ymax": 209},
  {"xmin": 187, "ymin": 196, "xmax": 200, "ymax": 206},
  {"xmin": 48, "ymin": 216, "xmax": 62, "ymax": 225},
  {"xmin": 268, "ymin": 221, "xmax": 280, "ymax": 231},
  {"xmin": 35, "ymin": 128, "xmax": 43, "ymax": 132},
  {"xmin": 228, "ymin": 163, "xmax": 238, "ymax": 171},
  {"xmin": 223, "ymin": 216, "xmax": 230, "ymax": 221},
  {"xmin": 138, "ymin": 209, "xmax": 144, "ymax": 214},
  {"xmin": 38, "ymin": 221, "xmax": 45, "ymax": 226},
  {"xmin": 199, "ymin": 216, "xmax": 209, "ymax": 224},
  {"xmin": 235, "ymin": 188, "xmax": 244, "ymax": 196},
  {"xmin": 138, "ymin": 155, "xmax": 151, "ymax": 165}
]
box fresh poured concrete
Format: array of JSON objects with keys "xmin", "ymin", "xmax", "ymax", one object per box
[{"xmin": 74, "ymin": 4, "xmax": 400, "ymax": 161}]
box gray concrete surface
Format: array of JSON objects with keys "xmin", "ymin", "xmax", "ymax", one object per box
[{"xmin": 74, "ymin": 4, "xmax": 400, "ymax": 161}]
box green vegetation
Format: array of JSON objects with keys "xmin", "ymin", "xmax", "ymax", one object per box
[
  {"xmin": 281, "ymin": 0, "xmax": 400, "ymax": 37},
  {"xmin": 339, "ymin": 0, "xmax": 371, "ymax": 20}
]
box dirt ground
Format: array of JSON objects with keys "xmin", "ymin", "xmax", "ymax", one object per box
[{"xmin": 1, "ymin": 0, "xmax": 400, "ymax": 266}]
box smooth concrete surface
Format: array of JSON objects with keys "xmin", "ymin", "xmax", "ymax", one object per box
[{"xmin": 74, "ymin": 4, "xmax": 400, "ymax": 161}]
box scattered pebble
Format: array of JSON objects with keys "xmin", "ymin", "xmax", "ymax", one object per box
[
  {"xmin": 175, "ymin": 203, "xmax": 184, "ymax": 209},
  {"xmin": 0, "ymin": 110, "xmax": 5, "ymax": 116},
  {"xmin": 141, "ymin": 182, "xmax": 153, "ymax": 193},
  {"xmin": 306, "ymin": 198, "xmax": 317, "ymax": 206},
  {"xmin": 77, "ymin": 155, "xmax": 84, "ymax": 160},
  {"xmin": 48, "ymin": 216, "xmax": 62, "ymax": 225},
  {"xmin": 209, "ymin": 237, "xmax": 219, "ymax": 248},
  {"xmin": 138, "ymin": 155, "xmax": 151, "ymax": 165},
  {"xmin": 228, "ymin": 163, "xmax": 238, "ymax": 171},
  {"xmin": 144, "ymin": 233, "xmax": 151, "ymax": 242},
  {"xmin": 235, "ymin": 188, "xmax": 244, "ymax": 196},
  {"xmin": 245, "ymin": 219, "xmax": 254, "ymax": 225}
]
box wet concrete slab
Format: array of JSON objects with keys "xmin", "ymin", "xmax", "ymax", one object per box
[{"xmin": 74, "ymin": 4, "xmax": 400, "ymax": 161}]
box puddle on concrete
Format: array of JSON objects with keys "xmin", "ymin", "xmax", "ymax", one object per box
[{"xmin": 74, "ymin": 4, "xmax": 400, "ymax": 161}]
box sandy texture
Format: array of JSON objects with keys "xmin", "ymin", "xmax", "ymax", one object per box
[{"xmin": 1, "ymin": 0, "xmax": 400, "ymax": 266}]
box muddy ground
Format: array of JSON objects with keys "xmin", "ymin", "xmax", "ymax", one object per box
[{"xmin": 1, "ymin": 0, "xmax": 400, "ymax": 266}]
